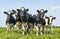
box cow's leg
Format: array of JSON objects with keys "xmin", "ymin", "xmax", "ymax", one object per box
[
  {"xmin": 36, "ymin": 26, "xmax": 39, "ymax": 36},
  {"xmin": 16, "ymin": 22, "xmax": 21, "ymax": 33},
  {"xmin": 11, "ymin": 26, "xmax": 14, "ymax": 33},
  {"xmin": 22, "ymin": 23, "xmax": 25, "ymax": 35},
  {"xmin": 27, "ymin": 23, "xmax": 32, "ymax": 34},
  {"xmin": 22, "ymin": 31, "xmax": 24, "ymax": 35},
  {"xmin": 36, "ymin": 31, "xmax": 38, "ymax": 36},
  {"xmin": 16, "ymin": 26, "xmax": 20, "ymax": 32},
  {"xmin": 38, "ymin": 24, "xmax": 42, "ymax": 35},
  {"xmin": 21, "ymin": 23, "xmax": 24, "ymax": 35},
  {"xmin": 44, "ymin": 26, "xmax": 46, "ymax": 34},
  {"xmin": 27, "ymin": 24, "xmax": 30, "ymax": 34},
  {"xmin": 42, "ymin": 26, "xmax": 45, "ymax": 34},
  {"xmin": 50, "ymin": 24, "xmax": 53, "ymax": 33},
  {"xmin": 16, "ymin": 25, "xmax": 20, "ymax": 33},
  {"xmin": 35, "ymin": 25, "xmax": 38, "ymax": 36},
  {"xmin": 28, "ymin": 23, "xmax": 30, "ymax": 34},
  {"xmin": 44, "ymin": 25, "xmax": 48, "ymax": 34},
  {"xmin": 16, "ymin": 22, "xmax": 19, "ymax": 32},
  {"xmin": 34, "ymin": 25, "xmax": 39, "ymax": 36},
  {"xmin": 6, "ymin": 26, "xmax": 9, "ymax": 33},
  {"xmin": 40, "ymin": 26, "xmax": 43, "ymax": 35},
  {"xmin": 30, "ymin": 23, "xmax": 33, "ymax": 34},
  {"xmin": 26, "ymin": 23, "xmax": 28, "ymax": 35},
  {"xmin": 10, "ymin": 23, "xmax": 14, "ymax": 33},
  {"xmin": 6, "ymin": 23, "xmax": 9, "ymax": 33},
  {"xmin": 33, "ymin": 23, "xmax": 38, "ymax": 36},
  {"xmin": 46, "ymin": 26, "xmax": 48, "ymax": 34}
]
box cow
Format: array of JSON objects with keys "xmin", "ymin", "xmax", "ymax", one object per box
[
  {"xmin": 33, "ymin": 14, "xmax": 39, "ymax": 36},
  {"xmin": 44, "ymin": 16, "xmax": 56, "ymax": 34},
  {"xmin": 4, "ymin": 10, "xmax": 16, "ymax": 33},
  {"xmin": 12, "ymin": 7, "xmax": 29, "ymax": 35},
  {"xmin": 33, "ymin": 9, "xmax": 48, "ymax": 35},
  {"xmin": 26, "ymin": 14, "xmax": 33, "ymax": 34},
  {"xmin": 12, "ymin": 9, "xmax": 22, "ymax": 33}
]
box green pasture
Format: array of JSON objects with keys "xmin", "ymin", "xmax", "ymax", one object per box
[{"xmin": 0, "ymin": 27, "xmax": 60, "ymax": 39}]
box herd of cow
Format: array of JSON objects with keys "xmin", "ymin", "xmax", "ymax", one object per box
[{"xmin": 4, "ymin": 7, "xmax": 56, "ymax": 36}]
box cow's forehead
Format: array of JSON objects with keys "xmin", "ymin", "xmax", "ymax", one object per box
[
  {"xmin": 49, "ymin": 16, "xmax": 53, "ymax": 18},
  {"xmin": 49, "ymin": 16, "xmax": 53, "ymax": 20},
  {"xmin": 20, "ymin": 7, "xmax": 25, "ymax": 11},
  {"xmin": 8, "ymin": 11, "xmax": 11, "ymax": 14},
  {"xmin": 40, "ymin": 9, "xmax": 44, "ymax": 12}
]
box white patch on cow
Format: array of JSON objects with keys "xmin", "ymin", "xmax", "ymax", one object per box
[
  {"xmin": 21, "ymin": 7, "xmax": 25, "ymax": 11},
  {"xmin": 34, "ymin": 26, "xmax": 38, "ymax": 36},
  {"xmin": 49, "ymin": 16, "xmax": 53, "ymax": 23},
  {"xmin": 41, "ymin": 9, "xmax": 44, "ymax": 12},
  {"xmin": 8, "ymin": 11, "xmax": 11, "ymax": 14},
  {"xmin": 45, "ymin": 18, "xmax": 48, "ymax": 26},
  {"xmin": 34, "ymin": 25, "xmax": 38, "ymax": 31},
  {"xmin": 22, "ymin": 24, "xmax": 25, "ymax": 31},
  {"xmin": 43, "ymin": 15, "xmax": 45, "ymax": 19}
]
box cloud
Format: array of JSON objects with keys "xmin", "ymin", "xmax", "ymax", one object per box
[
  {"xmin": 0, "ymin": 8, "xmax": 6, "ymax": 13},
  {"xmin": 49, "ymin": 6, "xmax": 60, "ymax": 11},
  {"xmin": 0, "ymin": 8, "xmax": 9, "ymax": 13}
]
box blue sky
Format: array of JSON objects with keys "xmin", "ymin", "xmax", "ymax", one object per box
[{"xmin": 0, "ymin": 0, "xmax": 60, "ymax": 27}]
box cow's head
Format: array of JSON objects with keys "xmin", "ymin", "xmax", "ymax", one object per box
[
  {"xmin": 4, "ymin": 10, "xmax": 14, "ymax": 19},
  {"xmin": 37, "ymin": 9, "xmax": 48, "ymax": 18},
  {"xmin": 19, "ymin": 7, "xmax": 29, "ymax": 17},
  {"xmin": 12, "ymin": 9, "xmax": 21, "ymax": 17},
  {"xmin": 4, "ymin": 10, "xmax": 14, "ymax": 16},
  {"xmin": 49, "ymin": 16, "xmax": 56, "ymax": 24}
]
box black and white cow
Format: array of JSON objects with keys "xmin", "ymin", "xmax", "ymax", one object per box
[
  {"xmin": 4, "ymin": 10, "xmax": 16, "ymax": 33},
  {"xmin": 12, "ymin": 7, "xmax": 29, "ymax": 35},
  {"xmin": 44, "ymin": 16, "xmax": 56, "ymax": 34},
  {"xmin": 33, "ymin": 9, "xmax": 48, "ymax": 35},
  {"xmin": 12, "ymin": 9, "xmax": 22, "ymax": 33},
  {"xmin": 25, "ymin": 13, "xmax": 33, "ymax": 34}
]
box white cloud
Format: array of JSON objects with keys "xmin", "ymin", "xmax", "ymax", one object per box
[
  {"xmin": 0, "ymin": 8, "xmax": 9, "ymax": 13},
  {"xmin": 0, "ymin": 9, "xmax": 6, "ymax": 13},
  {"xmin": 49, "ymin": 6, "xmax": 60, "ymax": 11}
]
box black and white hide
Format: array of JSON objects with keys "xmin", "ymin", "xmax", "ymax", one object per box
[
  {"xmin": 20, "ymin": 7, "xmax": 29, "ymax": 35},
  {"xmin": 12, "ymin": 9, "xmax": 22, "ymax": 33},
  {"xmin": 4, "ymin": 10, "xmax": 16, "ymax": 33},
  {"xmin": 12, "ymin": 7, "xmax": 29, "ymax": 35},
  {"xmin": 27, "ymin": 14, "xmax": 33, "ymax": 34},
  {"xmin": 48, "ymin": 16, "xmax": 56, "ymax": 33},
  {"xmin": 44, "ymin": 16, "xmax": 56, "ymax": 34},
  {"xmin": 33, "ymin": 9, "xmax": 48, "ymax": 35}
]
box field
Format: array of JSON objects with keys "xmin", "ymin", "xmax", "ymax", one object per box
[{"xmin": 0, "ymin": 27, "xmax": 60, "ymax": 39}]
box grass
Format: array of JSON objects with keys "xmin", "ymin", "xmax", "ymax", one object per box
[{"xmin": 0, "ymin": 28, "xmax": 60, "ymax": 39}]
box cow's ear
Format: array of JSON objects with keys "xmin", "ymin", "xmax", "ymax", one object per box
[
  {"xmin": 17, "ymin": 9, "xmax": 20, "ymax": 11},
  {"xmin": 37, "ymin": 10, "xmax": 40, "ymax": 13},
  {"xmin": 44, "ymin": 10, "xmax": 48, "ymax": 13},
  {"xmin": 12, "ymin": 9, "xmax": 16, "ymax": 13},
  {"xmin": 53, "ymin": 17, "xmax": 56, "ymax": 19},
  {"xmin": 4, "ymin": 11, "xmax": 7, "ymax": 14},
  {"xmin": 26, "ymin": 9, "xmax": 29, "ymax": 11}
]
